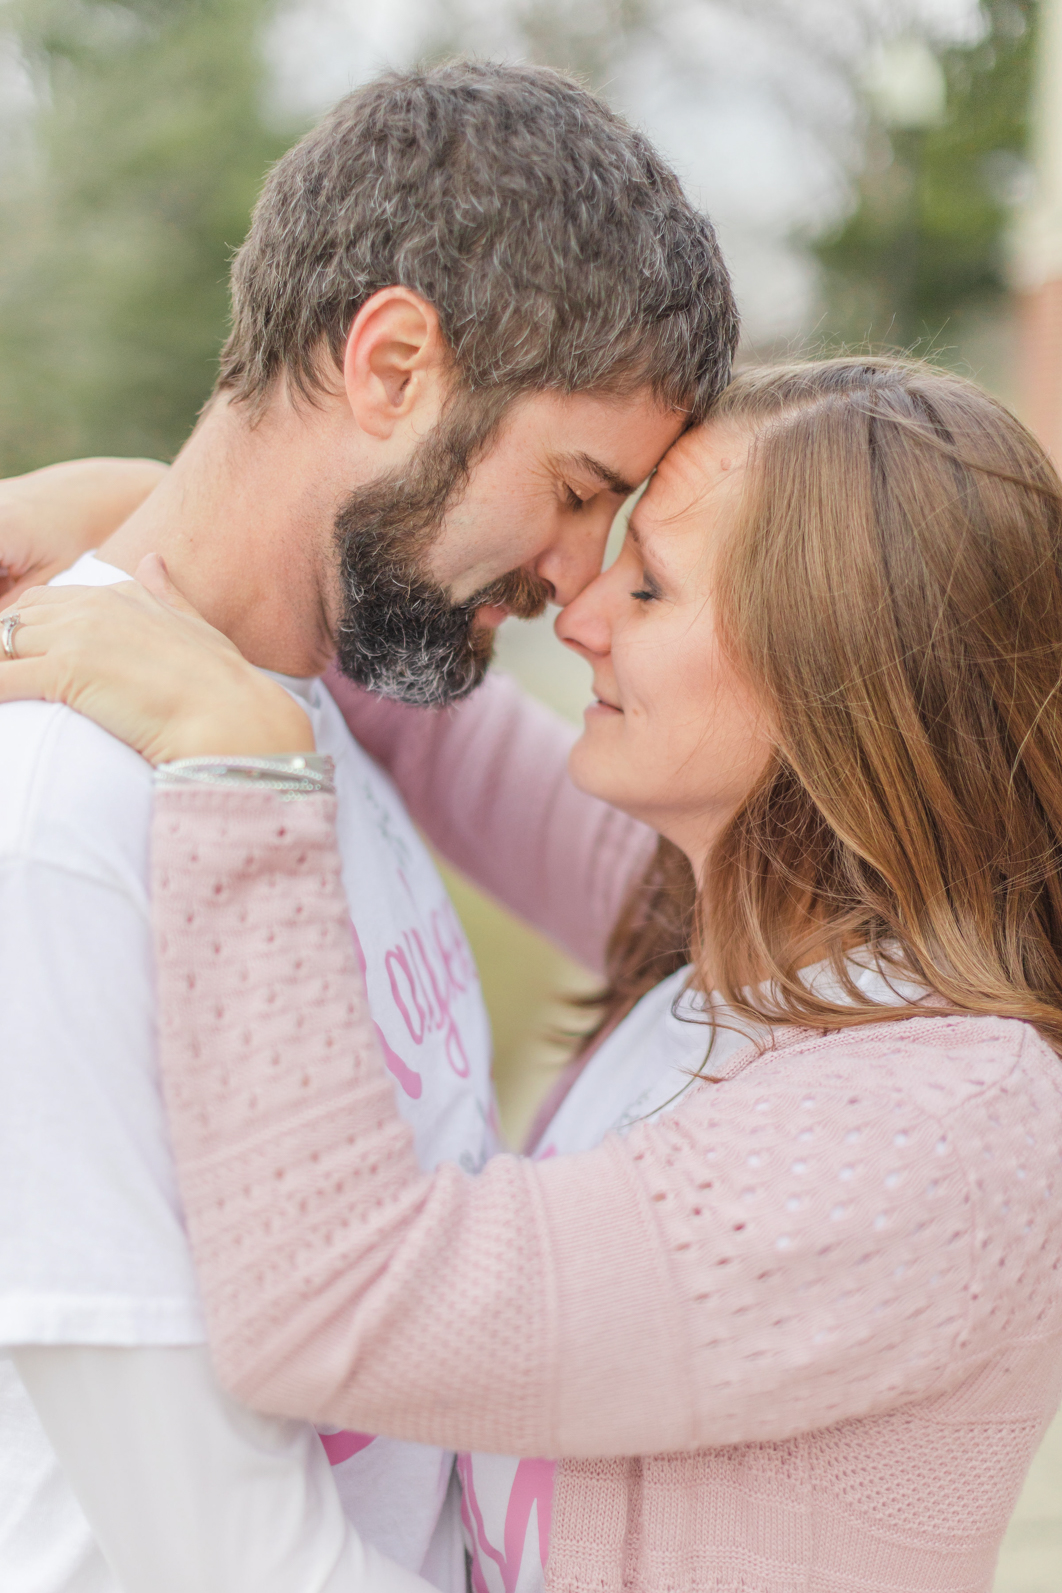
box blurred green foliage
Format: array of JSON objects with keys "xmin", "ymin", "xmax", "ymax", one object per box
[
  {"xmin": 0, "ymin": 0, "xmax": 292, "ymax": 473},
  {"xmin": 0, "ymin": 0, "xmax": 1040, "ymax": 469},
  {"xmin": 815, "ymin": 0, "xmax": 1036, "ymax": 354}
]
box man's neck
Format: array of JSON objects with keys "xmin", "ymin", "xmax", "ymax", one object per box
[{"xmin": 99, "ymin": 394, "xmax": 342, "ymax": 678}]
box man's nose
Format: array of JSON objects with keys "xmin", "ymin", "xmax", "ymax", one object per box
[{"xmin": 536, "ymin": 517, "xmax": 612, "ymax": 608}]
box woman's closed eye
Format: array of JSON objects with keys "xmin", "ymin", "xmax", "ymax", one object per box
[{"xmin": 630, "ymin": 571, "xmax": 662, "ymax": 603}]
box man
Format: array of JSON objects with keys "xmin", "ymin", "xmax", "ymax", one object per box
[{"xmin": 0, "ymin": 59, "xmax": 737, "ymax": 1591}]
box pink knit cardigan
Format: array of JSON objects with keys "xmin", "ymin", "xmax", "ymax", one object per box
[{"xmin": 151, "ymin": 674, "xmax": 1062, "ymax": 1593}]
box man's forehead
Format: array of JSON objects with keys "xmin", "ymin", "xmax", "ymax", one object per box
[{"xmin": 515, "ymin": 385, "xmax": 683, "ymax": 472}]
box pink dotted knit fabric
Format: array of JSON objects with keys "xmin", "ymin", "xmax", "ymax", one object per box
[{"xmin": 152, "ymin": 787, "xmax": 1062, "ymax": 1593}]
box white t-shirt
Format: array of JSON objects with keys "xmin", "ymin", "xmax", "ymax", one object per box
[
  {"xmin": 0, "ymin": 554, "xmax": 495, "ymax": 1591},
  {"xmin": 459, "ymin": 957, "xmax": 921, "ymax": 1593}
]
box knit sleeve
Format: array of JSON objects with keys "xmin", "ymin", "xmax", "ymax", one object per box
[
  {"xmin": 153, "ymin": 788, "xmax": 1058, "ymax": 1459},
  {"xmin": 324, "ymin": 666, "xmax": 656, "ymax": 975}
]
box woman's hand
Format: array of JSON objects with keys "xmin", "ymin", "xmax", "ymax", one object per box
[
  {"xmin": 0, "ymin": 555, "xmax": 314, "ymax": 764},
  {"xmin": 0, "ymin": 458, "xmax": 168, "ymax": 603}
]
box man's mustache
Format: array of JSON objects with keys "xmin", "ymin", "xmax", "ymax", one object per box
[{"xmin": 468, "ymin": 565, "xmax": 553, "ymax": 621}]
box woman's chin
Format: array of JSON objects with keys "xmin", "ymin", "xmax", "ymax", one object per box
[{"xmin": 568, "ymin": 727, "xmax": 628, "ymax": 807}]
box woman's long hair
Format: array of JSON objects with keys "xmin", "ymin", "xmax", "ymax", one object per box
[{"xmin": 590, "ymin": 356, "xmax": 1062, "ymax": 1055}]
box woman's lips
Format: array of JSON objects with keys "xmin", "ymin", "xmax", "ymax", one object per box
[{"xmin": 586, "ymin": 697, "xmax": 622, "ymax": 716}]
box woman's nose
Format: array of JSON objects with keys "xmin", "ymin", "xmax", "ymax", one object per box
[{"xmin": 555, "ymin": 575, "xmax": 611, "ymax": 660}]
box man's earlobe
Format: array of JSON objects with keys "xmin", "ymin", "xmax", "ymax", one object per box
[{"xmin": 342, "ymin": 287, "xmax": 447, "ymax": 441}]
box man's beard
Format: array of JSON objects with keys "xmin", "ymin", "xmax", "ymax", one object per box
[{"xmin": 333, "ymin": 402, "xmax": 551, "ymax": 707}]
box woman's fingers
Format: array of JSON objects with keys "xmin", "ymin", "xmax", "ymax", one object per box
[
  {"xmin": 0, "ymin": 576, "xmax": 232, "ymax": 665},
  {"xmin": 0, "ymin": 604, "xmax": 69, "ymax": 660},
  {"xmin": 0, "ymin": 656, "xmax": 57, "ymax": 703},
  {"xmin": 0, "ymin": 591, "xmax": 202, "ymax": 759},
  {"xmin": 0, "ymin": 589, "xmax": 135, "ymax": 672},
  {"xmin": 0, "ymin": 575, "xmax": 314, "ymax": 762},
  {"xmin": 133, "ymin": 553, "xmax": 204, "ymax": 619},
  {"xmin": 0, "ymin": 581, "xmax": 64, "ymax": 618},
  {"xmin": 0, "ymin": 580, "xmax": 147, "ymax": 624},
  {"xmin": 0, "ymin": 585, "xmax": 231, "ymax": 693},
  {"xmin": 0, "ymin": 579, "xmax": 207, "ymax": 640},
  {"xmin": 1, "ymin": 590, "xmax": 80, "ymax": 629}
]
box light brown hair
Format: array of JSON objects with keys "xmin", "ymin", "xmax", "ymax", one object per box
[{"xmin": 593, "ymin": 356, "xmax": 1062, "ymax": 1056}]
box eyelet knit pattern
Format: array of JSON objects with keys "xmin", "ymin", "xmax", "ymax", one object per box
[{"xmin": 152, "ymin": 787, "xmax": 1062, "ymax": 1593}]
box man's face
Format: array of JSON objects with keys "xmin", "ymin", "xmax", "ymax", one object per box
[{"xmin": 333, "ymin": 388, "xmax": 684, "ymax": 706}]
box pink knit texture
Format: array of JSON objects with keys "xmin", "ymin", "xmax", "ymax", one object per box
[{"xmin": 152, "ymin": 787, "xmax": 1062, "ymax": 1593}]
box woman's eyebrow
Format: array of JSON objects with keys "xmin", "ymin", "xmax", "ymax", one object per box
[{"xmin": 628, "ymin": 520, "xmax": 667, "ymax": 579}]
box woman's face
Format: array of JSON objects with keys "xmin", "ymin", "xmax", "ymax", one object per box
[{"xmin": 557, "ymin": 419, "xmax": 775, "ymax": 872}]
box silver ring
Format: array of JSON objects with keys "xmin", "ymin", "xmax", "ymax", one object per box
[{"xmin": 1, "ymin": 613, "xmax": 21, "ymax": 661}]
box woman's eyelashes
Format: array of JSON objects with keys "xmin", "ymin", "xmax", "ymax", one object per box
[{"xmin": 630, "ymin": 570, "xmax": 662, "ymax": 603}]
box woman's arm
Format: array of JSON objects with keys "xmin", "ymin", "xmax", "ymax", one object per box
[
  {"xmin": 325, "ymin": 667, "xmax": 655, "ymax": 974},
  {"xmin": 154, "ymin": 786, "xmax": 1033, "ymax": 1461},
  {"xmin": 0, "ymin": 458, "xmax": 167, "ymax": 600}
]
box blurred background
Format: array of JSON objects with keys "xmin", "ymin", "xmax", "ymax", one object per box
[{"xmin": 2, "ymin": 1, "xmax": 1062, "ymax": 1581}]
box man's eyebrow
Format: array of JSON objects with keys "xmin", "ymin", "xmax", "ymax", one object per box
[{"xmin": 564, "ymin": 451, "xmax": 636, "ymax": 497}]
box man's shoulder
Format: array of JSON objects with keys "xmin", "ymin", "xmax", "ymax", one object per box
[{"xmin": 0, "ymin": 700, "xmax": 152, "ymax": 893}]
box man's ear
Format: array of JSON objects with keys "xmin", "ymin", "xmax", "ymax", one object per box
[{"xmin": 342, "ymin": 287, "xmax": 448, "ymax": 440}]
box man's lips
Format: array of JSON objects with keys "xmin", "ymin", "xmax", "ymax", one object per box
[{"xmin": 475, "ymin": 603, "xmax": 510, "ymax": 630}]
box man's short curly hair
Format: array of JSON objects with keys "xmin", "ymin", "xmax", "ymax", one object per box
[{"xmin": 217, "ymin": 59, "xmax": 738, "ymax": 421}]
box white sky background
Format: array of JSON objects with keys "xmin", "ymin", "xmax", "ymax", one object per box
[{"xmin": 267, "ymin": 0, "xmax": 985, "ymax": 344}]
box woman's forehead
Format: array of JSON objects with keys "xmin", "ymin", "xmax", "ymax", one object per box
[{"xmin": 634, "ymin": 419, "xmax": 750, "ymax": 533}]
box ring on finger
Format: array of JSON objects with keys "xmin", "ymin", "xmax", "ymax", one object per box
[{"xmin": 1, "ymin": 612, "xmax": 22, "ymax": 661}]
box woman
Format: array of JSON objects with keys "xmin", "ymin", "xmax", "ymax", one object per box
[{"xmin": 4, "ymin": 355, "xmax": 1062, "ymax": 1593}]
